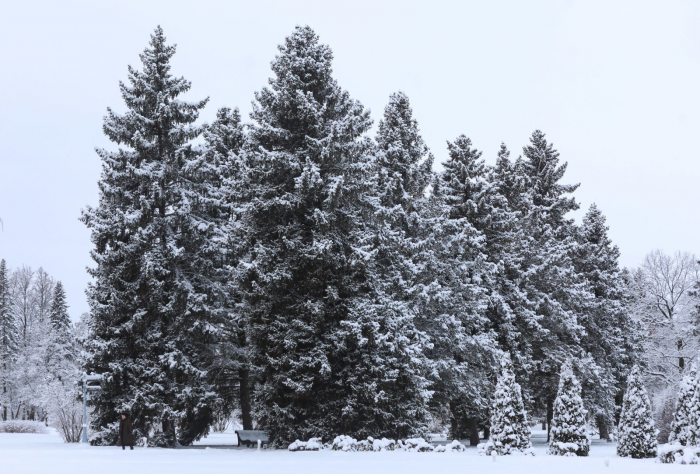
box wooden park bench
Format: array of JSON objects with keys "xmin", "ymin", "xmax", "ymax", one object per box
[{"xmin": 235, "ymin": 430, "xmax": 269, "ymax": 448}]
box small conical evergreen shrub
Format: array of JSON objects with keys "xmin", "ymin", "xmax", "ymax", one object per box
[
  {"xmin": 485, "ymin": 354, "xmax": 532, "ymax": 455},
  {"xmin": 668, "ymin": 366, "xmax": 698, "ymax": 446},
  {"xmin": 617, "ymin": 365, "xmax": 658, "ymax": 458},
  {"xmin": 548, "ymin": 359, "xmax": 590, "ymax": 456}
]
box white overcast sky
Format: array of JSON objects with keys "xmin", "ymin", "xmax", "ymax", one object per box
[{"xmin": 1, "ymin": 0, "xmax": 698, "ymax": 319}]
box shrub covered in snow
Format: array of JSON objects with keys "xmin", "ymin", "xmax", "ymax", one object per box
[
  {"xmin": 658, "ymin": 443, "xmax": 700, "ymax": 464},
  {"xmin": 370, "ymin": 437, "xmax": 400, "ymax": 451},
  {"xmin": 403, "ymin": 438, "xmax": 433, "ymax": 452},
  {"xmin": 486, "ymin": 354, "xmax": 532, "ymax": 455},
  {"xmin": 548, "ymin": 360, "xmax": 590, "ymax": 456},
  {"xmin": 617, "ymin": 365, "xmax": 657, "ymax": 458},
  {"xmin": 478, "ymin": 440, "xmax": 534, "ymax": 456},
  {"xmin": 668, "ymin": 366, "xmax": 698, "ymax": 446},
  {"xmin": 331, "ymin": 435, "xmax": 359, "ymax": 451},
  {"xmin": 288, "ymin": 438, "xmax": 324, "ymax": 451},
  {"xmin": 433, "ymin": 440, "xmax": 466, "ymax": 452},
  {"xmin": 0, "ymin": 420, "xmax": 48, "ymax": 434}
]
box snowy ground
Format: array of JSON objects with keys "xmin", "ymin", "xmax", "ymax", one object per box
[{"xmin": 2, "ymin": 429, "xmax": 681, "ymax": 474}]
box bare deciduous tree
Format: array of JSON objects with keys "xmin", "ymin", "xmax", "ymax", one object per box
[{"xmin": 629, "ymin": 250, "xmax": 700, "ymax": 442}]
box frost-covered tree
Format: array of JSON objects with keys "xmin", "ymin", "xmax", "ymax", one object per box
[
  {"xmin": 0, "ymin": 259, "xmax": 17, "ymax": 421},
  {"xmin": 362, "ymin": 91, "xmax": 439, "ymax": 439},
  {"xmin": 199, "ymin": 106, "xmax": 253, "ymax": 430},
  {"xmin": 44, "ymin": 282, "xmax": 74, "ymax": 381},
  {"xmin": 81, "ymin": 26, "xmax": 231, "ymax": 446},
  {"xmin": 668, "ymin": 366, "xmax": 697, "ymax": 446},
  {"xmin": 517, "ymin": 131, "xmax": 588, "ymax": 436},
  {"xmin": 548, "ymin": 360, "xmax": 590, "ymax": 456},
  {"xmin": 486, "ymin": 354, "xmax": 531, "ymax": 454},
  {"xmin": 49, "ymin": 282, "xmax": 70, "ymax": 336},
  {"xmin": 242, "ymin": 26, "xmax": 429, "ymax": 444},
  {"xmin": 573, "ymin": 204, "xmax": 641, "ymax": 439},
  {"xmin": 629, "ymin": 250, "xmax": 699, "ymax": 441},
  {"xmin": 435, "ymin": 134, "xmax": 498, "ymax": 442},
  {"xmin": 617, "ymin": 365, "xmax": 658, "ymax": 458}
]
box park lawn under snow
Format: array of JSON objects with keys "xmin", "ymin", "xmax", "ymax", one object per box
[{"xmin": 1, "ymin": 429, "xmax": 681, "ymax": 474}]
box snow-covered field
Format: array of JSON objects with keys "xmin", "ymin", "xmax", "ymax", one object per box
[{"xmin": 1, "ymin": 429, "xmax": 679, "ymax": 474}]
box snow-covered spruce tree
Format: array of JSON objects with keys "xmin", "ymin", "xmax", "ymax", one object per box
[
  {"xmin": 482, "ymin": 145, "xmax": 543, "ymax": 391},
  {"xmin": 199, "ymin": 107, "xmax": 254, "ymax": 430},
  {"xmin": 241, "ymin": 27, "xmax": 430, "ymax": 444},
  {"xmin": 0, "ymin": 259, "xmax": 17, "ymax": 421},
  {"xmin": 434, "ymin": 134, "xmax": 499, "ymax": 443},
  {"xmin": 348, "ymin": 90, "xmax": 436, "ymax": 440},
  {"xmin": 44, "ymin": 282, "xmax": 75, "ymax": 379},
  {"xmin": 617, "ymin": 365, "xmax": 658, "ymax": 458},
  {"xmin": 572, "ymin": 205, "xmax": 639, "ymax": 440},
  {"xmin": 49, "ymin": 282, "xmax": 70, "ymax": 336},
  {"xmin": 668, "ymin": 365, "xmax": 698, "ymax": 446},
  {"xmin": 81, "ymin": 27, "xmax": 231, "ymax": 446},
  {"xmin": 548, "ymin": 359, "xmax": 590, "ymax": 456},
  {"xmin": 516, "ymin": 131, "xmax": 589, "ymax": 435},
  {"xmin": 485, "ymin": 354, "xmax": 532, "ymax": 455}
]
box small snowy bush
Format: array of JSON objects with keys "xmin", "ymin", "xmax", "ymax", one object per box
[
  {"xmin": 288, "ymin": 438, "xmax": 324, "ymax": 451},
  {"xmin": 0, "ymin": 420, "xmax": 48, "ymax": 434},
  {"xmin": 658, "ymin": 444, "xmax": 700, "ymax": 464},
  {"xmin": 434, "ymin": 440, "xmax": 466, "ymax": 452},
  {"xmin": 331, "ymin": 435, "xmax": 358, "ymax": 451},
  {"xmin": 404, "ymin": 438, "xmax": 433, "ymax": 452},
  {"xmin": 371, "ymin": 437, "xmax": 399, "ymax": 451},
  {"xmin": 479, "ymin": 440, "xmax": 534, "ymax": 456}
]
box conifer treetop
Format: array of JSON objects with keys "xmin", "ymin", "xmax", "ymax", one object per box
[{"xmin": 104, "ymin": 26, "xmax": 208, "ymax": 150}]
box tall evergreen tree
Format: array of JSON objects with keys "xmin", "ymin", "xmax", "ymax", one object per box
[
  {"xmin": 548, "ymin": 359, "xmax": 590, "ymax": 456},
  {"xmin": 81, "ymin": 26, "xmax": 228, "ymax": 446},
  {"xmin": 573, "ymin": 204, "xmax": 642, "ymax": 438},
  {"xmin": 617, "ymin": 365, "xmax": 658, "ymax": 458},
  {"xmin": 436, "ymin": 134, "xmax": 498, "ymax": 442},
  {"xmin": 483, "ymin": 145, "xmax": 541, "ymax": 391},
  {"xmin": 668, "ymin": 366, "xmax": 698, "ymax": 446},
  {"xmin": 241, "ymin": 27, "xmax": 428, "ymax": 444},
  {"xmin": 199, "ymin": 107, "xmax": 253, "ymax": 430},
  {"xmin": 518, "ymin": 131, "xmax": 586, "ymax": 436},
  {"xmin": 366, "ymin": 91, "xmax": 438, "ymax": 439},
  {"xmin": 49, "ymin": 282, "xmax": 70, "ymax": 335},
  {"xmin": 0, "ymin": 259, "xmax": 17, "ymax": 421},
  {"xmin": 485, "ymin": 354, "xmax": 532, "ymax": 455}
]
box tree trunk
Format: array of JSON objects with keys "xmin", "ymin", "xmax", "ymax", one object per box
[
  {"xmin": 240, "ymin": 367, "xmax": 253, "ymax": 430},
  {"xmin": 467, "ymin": 418, "xmax": 480, "ymax": 446},
  {"xmin": 161, "ymin": 415, "xmax": 180, "ymax": 448},
  {"xmin": 596, "ymin": 414, "xmax": 609, "ymax": 441},
  {"xmin": 449, "ymin": 401, "xmax": 459, "ymax": 440},
  {"xmin": 546, "ymin": 398, "xmax": 553, "ymax": 442},
  {"xmin": 483, "ymin": 425, "xmax": 490, "ymax": 440}
]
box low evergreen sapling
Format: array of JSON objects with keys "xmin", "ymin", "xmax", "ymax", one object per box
[{"xmin": 617, "ymin": 365, "xmax": 658, "ymax": 458}]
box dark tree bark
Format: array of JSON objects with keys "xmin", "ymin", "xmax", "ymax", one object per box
[
  {"xmin": 161, "ymin": 415, "xmax": 180, "ymax": 448},
  {"xmin": 467, "ymin": 418, "xmax": 480, "ymax": 446},
  {"xmin": 449, "ymin": 401, "xmax": 460, "ymax": 440},
  {"xmin": 546, "ymin": 398, "xmax": 553, "ymax": 442},
  {"xmin": 597, "ymin": 414, "xmax": 610, "ymax": 441},
  {"xmin": 239, "ymin": 367, "xmax": 253, "ymax": 430}
]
